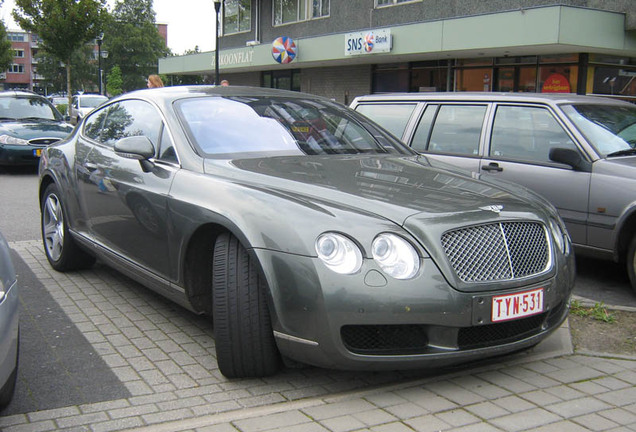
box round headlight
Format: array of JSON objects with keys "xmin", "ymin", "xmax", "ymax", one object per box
[
  {"xmin": 315, "ymin": 233, "xmax": 363, "ymax": 275},
  {"xmin": 550, "ymin": 218, "xmax": 569, "ymax": 254},
  {"xmin": 372, "ymin": 233, "xmax": 420, "ymax": 279}
]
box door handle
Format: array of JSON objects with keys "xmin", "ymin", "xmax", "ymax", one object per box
[{"xmin": 482, "ymin": 163, "xmax": 503, "ymax": 172}]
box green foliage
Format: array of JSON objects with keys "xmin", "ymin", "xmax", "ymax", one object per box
[
  {"xmin": 35, "ymin": 45, "xmax": 98, "ymax": 94},
  {"xmin": 106, "ymin": 65, "xmax": 123, "ymax": 96},
  {"xmin": 0, "ymin": 20, "xmax": 13, "ymax": 72},
  {"xmin": 13, "ymin": 0, "xmax": 108, "ymax": 105},
  {"xmin": 56, "ymin": 104, "xmax": 68, "ymax": 115},
  {"xmin": 570, "ymin": 300, "xmax": 616, "ymax": 323},
  {"xmin": 102, "ymin": 0, "xmax": 169, "ymax": 92}
]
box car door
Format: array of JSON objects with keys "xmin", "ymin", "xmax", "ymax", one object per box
[
  {"xmin": 480, "ymin": 103, "xmax": 591, "ymax": 245},
  {"xmin": 405, "ymin": 103, "xmax": 487, "ymax": 173},
  {"xmin": 75, "ymin": 99, "xmax": 179, "ymax": 280}
]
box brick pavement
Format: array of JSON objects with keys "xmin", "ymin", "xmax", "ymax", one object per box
[{"xmin": 1, "ymin": 240, "xmax": 634, "ymax": 432}]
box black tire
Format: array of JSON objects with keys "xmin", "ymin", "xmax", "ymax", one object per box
[
  {"xmin": 212, "ymin": 233, "xmax": 281, "ymax": 378},
  {"xmin": 627, "ymin": 235, "xmax": 636, "ymax": 294},
  {"xmin": 41, "ymin": 183, "xmax": 95, "ymax": 271}
]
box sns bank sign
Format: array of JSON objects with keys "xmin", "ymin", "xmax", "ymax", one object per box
[{"xmin": 345, "ymin": 29, "xmax": 392, "ymax": 56}]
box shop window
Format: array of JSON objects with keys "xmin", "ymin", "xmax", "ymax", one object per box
[
  {"xmin": 410, "ymin": 61, "xmax": 449, "ymax": 92},
  {"xmin": 539, "ymin": 65, "xmax": 577, "ymax": 94},
  {"xmin": 262, "ymin": 70, "xmax": 301, "ymax": 92},
  {"xmin": 592, "ymin": 66, "xmax": 636, "ymax": 98},
  {"xmin": 223, "ymin": 0, "xmax": 251, "ymax": 34},
  {"xmin": 455, "ymin": 68, "xmax": 493, "ymax": 92}
]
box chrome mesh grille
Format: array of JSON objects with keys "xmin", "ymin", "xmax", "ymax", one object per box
[{"xmin": 441, "ymin": 221, "xmax": 550, "ymax": 282}]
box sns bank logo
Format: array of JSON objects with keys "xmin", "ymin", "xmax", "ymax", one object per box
[{"xmin": 345, "ymin": 29, "xmax": 392, "ymax": 56}]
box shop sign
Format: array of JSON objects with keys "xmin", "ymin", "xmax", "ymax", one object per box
[
  {"xmin": 542, "ymin": 73, "xmax": 571, "ymax": 93},
  {"xmin": 345, "ymin": 29, "xmax": 391, "ymax": 56},
  {"xmin": 272, "ymin": 36, "xmax": 297, "ymax": 64}
]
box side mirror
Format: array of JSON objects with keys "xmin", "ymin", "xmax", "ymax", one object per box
[
  {"xmin": 114, "ymin": 136, "xmax": 155, "ymax": 160},
  {"xmin": 114, "ymin": 136, "xmax": 156, "ymax": 173},
  {"xmin": 549, "ymin": 147, "xmax": 591, "ymax": 172}
]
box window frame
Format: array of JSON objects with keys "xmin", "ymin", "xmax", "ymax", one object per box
[
  {"xmin": 222, "ymin": 0, "xmax": 252, "ymax": 35},
  {"xmin": 376, "ymin": 0, "xmax": 420, "ymax": 8},
  {"xmin": 273, "ymin": 0, "xmax": 330, "ymax": 26}
]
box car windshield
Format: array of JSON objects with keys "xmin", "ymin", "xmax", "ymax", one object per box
[
  {"xmin": 176, "ymin": 96, "xmax": 413, "ymax": 157},
  {"xmin": 561, "ymin": 103, "xmax": 636, "ymax": 156},
  {"xmin": 0, "ymin": 96, "xmax": 60, "ymax": 121},
  {"xmin": 80, "ymin": 96, "xmax": 108, "ymax": 108}
]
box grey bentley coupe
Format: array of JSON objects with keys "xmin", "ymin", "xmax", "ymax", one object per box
[{"xmin": 38, "ymin": 86, "xmax": 575, "ymax": 378}]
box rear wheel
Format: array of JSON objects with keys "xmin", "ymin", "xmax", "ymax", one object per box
[
  {"xmin": 627, "ymin": 235, "xmax": 636, "ymax": 294},
  {"xmin": 41, "ymin": 183, "xmax": 95, "ymax": 271},
  {"xmin": 212, "ymin": 233, "xmax": 280, "ymax": 378}
]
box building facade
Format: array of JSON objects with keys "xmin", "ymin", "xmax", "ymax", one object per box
[
  {"xmin": 159, "ymin": 0, "xmax": 636, "ymax": 104},
  {"xmin": 2, "ymin": 24, "xmax": 168, "ymax": 94}
]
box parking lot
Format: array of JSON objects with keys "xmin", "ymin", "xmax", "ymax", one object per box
[{"xmin": 0, "ymin": 168, "xmax": 635, "ymax": 431}]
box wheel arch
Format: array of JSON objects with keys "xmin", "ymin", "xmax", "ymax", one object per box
[
  {"xmin": 183, "ymin": 223, "xmax": 276, "ymax": 318},
  {"xmin": 616, "ymin": 208, "xmax": 636, "ymax": 263}
]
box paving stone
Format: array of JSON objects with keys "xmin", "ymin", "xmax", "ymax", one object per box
[{"xmin": 233, "ymin": 410, "xmax": 313, "ymax": 432}]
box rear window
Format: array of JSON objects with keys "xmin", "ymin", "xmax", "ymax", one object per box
[{"xmin": 354, "ymin": 103, "xmax": 417, "ymax": 139}]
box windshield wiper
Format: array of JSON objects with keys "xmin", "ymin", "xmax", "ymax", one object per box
[
  {"xmin": 18, "ymin": 116, "xmax": 50, "ymax": 121},
  {"xmin": 606, "ymin": 148, "xmax": 636, "ymax": 157},
  {"xmin": 0, "ymin": 117, "xmax": 17, "ymax": 121}
]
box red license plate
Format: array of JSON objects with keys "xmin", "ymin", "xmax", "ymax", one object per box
[{"xmin": 491, "ymin": 288, "xmax": 544, "ymax": 322}]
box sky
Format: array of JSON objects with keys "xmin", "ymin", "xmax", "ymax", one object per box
[{"xmin": 1, "ymin": 0, "xmax": 216, "ymax": 54}]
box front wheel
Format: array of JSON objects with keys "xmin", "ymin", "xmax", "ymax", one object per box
[
  {"xmin": 212, "ymin": 233, "xmax": 281, "ymax": 378},
  {"xmin": 41, "ymin": 183, "xmax": 95, "ymax": 271},
  {"xmin": 627, "ymin": 235, "xmax": 636, "ymax": 294}
]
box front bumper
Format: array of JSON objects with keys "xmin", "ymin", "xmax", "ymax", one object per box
[
  {"xmin": 256, "ymin": 248, "xmax": 575, "ymax": 371},
  {"xmin": 0, "ymin": 144, "xmax": 44, "ymax": 166}
]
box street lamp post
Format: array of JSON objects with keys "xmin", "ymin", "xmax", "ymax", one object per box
[
  {"xmin": 97, "ymin": 33, "xmax": 104, "ymax": 95},
  {"xmin": 214, "ymin": 0, "xmax": 222, "ymax": 85}
]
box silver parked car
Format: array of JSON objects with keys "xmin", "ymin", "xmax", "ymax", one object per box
[
  {"xmin": 351, "ymin": 93, "xmax": 636, "ymax": 293},
  {"xmin": 68, "ymin": 94, "xmax": 108, "ymax": 125},
  {"xmin": 39, "ymin": 86, "xmax": 574, "ymax": 378},
  {"xmin": 0, "ymin": 231, "xmax": 19, "ymax": 409}
]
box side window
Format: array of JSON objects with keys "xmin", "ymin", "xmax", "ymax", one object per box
[
  {"xmin": 411, "ymin": 104, "xmax": 438, "ymax": 152},
  {"xmin": 99, "ymin": 100, "xmax": 162, "ymax": 149},
  {"xmin": 490, "ymin": 105, "xmax": 576, "ymax": 164},
  {"xmin": 427, "ymin": 105, "xmax": 486, "ymax": 156},
  {"xmin": 158, "ymin": 125, "xmax": 178, "ymax": 163},
  {"xmin": 83, "ymin": 106, "xmax": 108, "ymax": 141},
  {"xmin": 354, "ymin": 103, "xmax": 417, "ymax": 140}
]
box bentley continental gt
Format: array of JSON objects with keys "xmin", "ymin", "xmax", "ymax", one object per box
[{"xmin": 39, "ymin": 86, "xmax": 575, "ymax": 378}]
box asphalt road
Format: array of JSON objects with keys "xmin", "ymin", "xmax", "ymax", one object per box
[{"xmin": 1, "ymin": 165, "xmax": 634, "ymax": 306}]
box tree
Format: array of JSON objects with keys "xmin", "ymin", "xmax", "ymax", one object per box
[
  {"xmin": 103, "ymin": 0, "xmax": 169, "ymax": 92},
  {"xmin": 106, "ymin": 65, "xmax": 123, "ymax": 96},
  {"xmin": 35, "ymin": 45, "xmax": 97, "ymax": 94},
  {"xmin": 0, "ymin": 15, "xmax": 13, "ymax": 73},
  {"xmin": 13, "ymin": 0, "xmax": 108, "ymax": 108}
]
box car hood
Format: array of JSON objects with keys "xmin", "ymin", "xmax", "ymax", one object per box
[
  {"xmin": 218, "ymin": 154, "xmax": 546, "ymax": 226},
  {"xmin": 596, "ymin": 156, "xmax": 636, "ymax": 179},
  {"xmin": 0, "ymin": 120, "xmax": 73, "ymax": 140}
]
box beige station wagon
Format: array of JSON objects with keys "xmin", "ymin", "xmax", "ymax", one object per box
[{"xmin": 351, "ymin": 92, "xmax": 636, "ymax": 293}]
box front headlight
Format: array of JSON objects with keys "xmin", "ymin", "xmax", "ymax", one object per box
[
  {"xmin": 372, "ymin": 233, "xmax": 420, "ymax": 279},
  {"xmin": 549, "ymin": 218, "xmax": 570, "ymax": 255},
  {"xmin": 0, "ymin": 134, "xmax": 29, "ymax": 146},
  {"xmin": 316, "ymin": 233, "xmax": 363, "ymax": 275}
]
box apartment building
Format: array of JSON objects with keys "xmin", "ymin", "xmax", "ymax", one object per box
[
  {"xmin": 2, "ymin": 24, "xmax": 168, "ymax": 94},
  {"xmin": 159, "ymin": 0, "xmax": 636, "ymax": 104}
]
